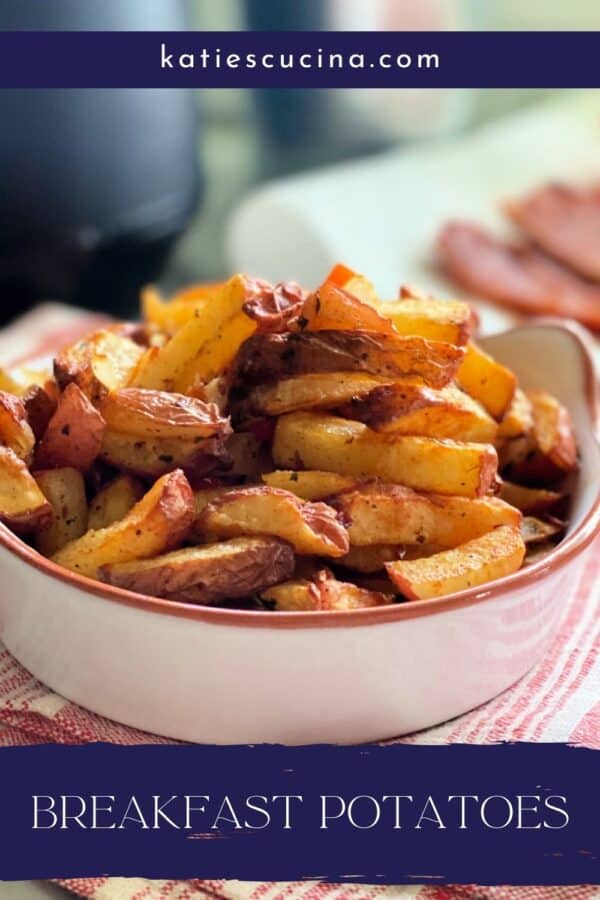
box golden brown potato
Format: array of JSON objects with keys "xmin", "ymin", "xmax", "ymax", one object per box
[
  {"xmin": 456, "ymin": 342, "xmax": 517, "ymax": 420},
  {"xmin": 52, "ymin": 469, "xmax": 194, "ymax": 578},
  {"xmin": 507, "ymin": 390, "xmax": 578, "ymax": 484},
  {"xmin": 301, "ymin": 281, "xmax": 395, "ymax": 334},
  {"xmin": 378, "ymin": 296, "xmax": 472, "ymax": 346},
  {"xmin": 497, "ymin": 388, "xmax": 534, "ymax": 441},
  {"xmin": 225, "ymin": 431, "xmax": 273, "ymax": 482},
  {"xmin": 100, "ymin": 535, "xmax": 295, "ymax": 604},
  {"xmin": 34, "ymin": 468, "xmax": 88, "ymax": 555},
  {"xmin": 35, "ymin": 383, "xmax": 106, "ymax": 472},
  {"xmin": 236, "ymin": 331, "xmax": 464, "ymax": 389},
  {"xmin": 336, "ymin": 544, "xmax": 404, "ymax": 573},
  {"xmin": 87, "ymin": 474, "xmax": 145, "ymax": 531},
  {"xmin": 499, "ymin": 481, "xmax": 563, "ymax": 515},
  {"xmin": 99, "ymin": 388, "xmax": 230, "ymax": 441},
  {"xmin": 21, "ymin": 384, "xmax": 57, "ymax": 440},
  {"xmin": 245, "ymin": 372, "xmax": 392, "ymax": 418},
  {"xmin": 273, "ymin": 412, "xmax": 498, "ymax": 498},
  {"xmin": 333, "ymin": 484, "xmax": 521, "ymax": 547},
  {"xmin": 324, "ymin": 263, "xmax": 379, "ymax": 306},
  {"xmin": 262, "ymin": 569, "xmax": 393, "ymax": 611},
  {"xmin": 54, "ymin": 329, "xmax": 144, "ymax": 404},
  {"xmin": 142, "ymin": 285, "xmax": 214, "ymax": 333},
  {"xmin": 0, "ymin": 367, "xmax": 21, "ymax": 394},
  {"xmin": 338, "ymin": 381, "xmax": 498, "ymax": 443},
  {"xmin": 195, "ymin": 485, "xmax": 349, "ymax": 557},
  {"xmin": 386, "ymin": 525, "xmax": 526, "ymax": 600},
  {"xmin": 521, "ymin": 515, "xmax": 565, "ymax": 545},
  {"xmin": 0, "ymin": 391, "xmax": 35, "ymax": 462},
  {"xmin": 262, "ymin": 469, "xmax": 361, "ymax": 501},
  {"xmin": 0, "ymin": 446, "xmax": 53, "ymax": 532},
  {"xmin": 99, "ymin": 431, "xmax": 229, "ymax": 481}
]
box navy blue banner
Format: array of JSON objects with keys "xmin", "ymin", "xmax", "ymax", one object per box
[
  {"xmin": 0, "ymin": 742, "xmax": 598, "ymax": 883},
  {"xmin": 0, "ymin": 31, "xmax": 599, "ymax": 88}
]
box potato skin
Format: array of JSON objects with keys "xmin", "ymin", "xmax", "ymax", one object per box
[
  {"xmin": 0, "ymin": 446, "xmax": 53, "ymax": 532},
  {"xmin": 0, "ymin": 391, "xmax": 35, "ymax": 462},
  {"xmin": 54, "ymin": 329, "xmax": 144, "ymax": 403},
  {"xmin": 35, "ymin": 383, "xmax": 106, "ymax": 472},
  {"xmin": 21, "ymin": 384, "xmax": 57, "ymax": 441},
  {"xmin": 99, "ymin": 388, "xmax": 230, "ymax": 440},
  {"xmin": 34, "ymin": 467, "xmax": 88, "ymax": 555},
  {"xmin": 100, "ymin": 536, "xmax": 295, "ymax": 604},
  {"xmin": 506, "ymin": 390, "xmax": 578, "ymax": 484}
]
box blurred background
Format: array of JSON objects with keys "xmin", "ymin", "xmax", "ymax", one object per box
[{"xmin": 1, "ymin": 0, "xmax": 600, "ymax": 325}]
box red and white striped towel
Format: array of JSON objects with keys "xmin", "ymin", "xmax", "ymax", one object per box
[{"xmin": 0, "ymin": 306, "xmax": 598, "ymax": 900}]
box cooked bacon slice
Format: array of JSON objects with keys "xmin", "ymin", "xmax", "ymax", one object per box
[
  {"xmin": 507, "ymin": 183, "xmax": 600, "ymax": 282},
  {"xmin": 437, "ymin": 221, "xmax": 600, "ymax": 331}
]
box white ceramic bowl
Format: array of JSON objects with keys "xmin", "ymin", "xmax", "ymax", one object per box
[{"xmin": 0, "ymin": 320, "xmax": 598, "ymax": 744}]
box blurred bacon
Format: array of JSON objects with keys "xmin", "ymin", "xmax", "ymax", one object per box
[
  {"xmin": 437, "ymin": 221, "xmax": 600, "ymax": 331},
  {"xmin": 243, "ymin": 279, "xmax": 307, "ymax": 332}
]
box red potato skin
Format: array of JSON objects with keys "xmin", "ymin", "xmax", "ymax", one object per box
[
  {"xmin": 100, "ymin": 388, "xmax": 231, "ymax": 439},
  {"xmin": 151, "ymin": 468, "xmax": 196, "ymax": 551},
  {"xmin": 21, "ymin": 385, "xmax": 58, "ymax": 440},
  {"xmin": 242, "ymin": 278, "xmax": 307, "ymax": 332},
  {"xmin": 34, "ymin": 383, "xmax": 106, "ymax": 472}
]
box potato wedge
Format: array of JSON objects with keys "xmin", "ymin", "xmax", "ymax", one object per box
[
  {"xmin": 34, "ymin": 468, "xmax": 88, "ymax": 555},
  {"xmin": 237, "ymin": 331, "xmax": 464, "ymax": 389},
  {"xmin": 0, "ymin": 446, "xmax": 53, "ymax": 532},
  {"xmin": 378, "ymin": 297, "xmax": 472, "ymax": 346},
  {"xmin": 497, "ymin": 388, "xmax": 534, "ymax": 441},
  {"xmin": 99, "ymin": 388, "xmax": 230, "ymax": 442},
  {"xmin": 336, "ymin": 544, "xmax": 404, "ymax": 573},
  {"xmin": 0, "ymin": 392, "xmax": 35, "ymax": 462},
  {"xmin": 273, "ymin": 412, "xmax": 498, "ymax": 498},
  {"xmin": 142, "ymin": 285, "xmax": 213, "ymax": 333},
  {"xmin": 521, "ymin": 516, "xmax": 565, "ymax": 545},
  {"xmin": 499, "ymin": 481, "xmax": 563, "ymax": 515},
  {"xmin": 129, "ymin": 275, "xmax": 260, "ymax": 392},
  {"xmin": 54, "ymin": 329, "xmax": 144, "ymax": 403},
  {"xmin": 245, "ymin": 372, "xmax": 392, "ymax": 418},
  {"xmin": 262, "ymin": 470, "xmax": 361, "ymax": 501},
  {"xmin": 338, "ymin": 381, "xmax": 498, "ymax": 442},
  {"xmin": 325, "ymin": 263, "xmax": 379, "ymax": 306},
  {"xmin": 456, "ymin": 342, "xmax": 517, "ymax": 420},
  {"xmin": 100, "ymin": 536, "xmax": 295, "ymax": 604},
  {"xmin": 99, "ymin": 431, "xmax": 229, "ymax": 481},
  {"xmin": 333, "ymin": 485, "xmax": 521, "ymax": 547},
  {"xmin": 88, "ymin": 474, "xmax": 145, "ymax": 531},
  {"xmin": 261, "ymin": 570, "xmax": 393, "ymax": 611},
  {"xmin": 301, "ymin": 281, "xmax": 395, "ymax": 334},
  {"xmin": 386, "ymin": 525, "xmax": 526, "ymax": 600},
  {"xmin": 35, "ymin": 383, "xmax": 106, "ymax": 472},
  {"xmin": 225, "ymin": 431, "xmax": 273, "ymax": 481},
  {"xmin": 52, "ymin": 469, "xmax": 194, "ymax": 578},
  {"xmin": 0, "ymin": 367, "xmax": 21, "ymax": 394},
  {"xmin": 507, "ymin": 390, "xmax": 578, "ymax": 483},
  {"xmin": 196, "ymin": 485, "xmax": 349, "ymax": 557},
  {"xmin": 21, "ymin": 384, "xmax": 57, "ymax": 440}
]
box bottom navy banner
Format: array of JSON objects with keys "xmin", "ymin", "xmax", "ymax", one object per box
[{"xmin": 1, "ymin": 742, "xmax": 597, "ymax": 884}]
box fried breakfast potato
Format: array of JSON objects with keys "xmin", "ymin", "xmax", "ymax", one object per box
[
  {"xmin": 325, "ymin": 263, "xmax": 379, "ymax": 306},
  {"xmin": 100, "ymin": 431, "xmax": 229, "ymax": 480},
  {"xmin": 497, "ymin": 388, "xmax": 534, "ymax": 441},
  {"xmin": 378, "ymin": 296, "xmax": 472, "ymax": 346},
  {"xmin": 273, "ymin": 412, "xmax": 498, "ymax": 497},
  {"xmin": 236, "ymin": 331, "xmax": 464, "ymax": 389},
  {"xmin": 338, "ymin": 381, "xmax": 498, "ymax": 442},
  {"xmin": 0, "ymin": 392, "xmax": 35, "ymax": 462},
  {"xmin": 35, "ymin": 383, "xmax": 106, "ymax": 472},
  {"xmin": 87, "ymin": 474, "xmax": 145, "ymax": 531},
  {"xmin": 52, "ymin": 469, "xmax": 194, "ymax": 578},
  {"xmin": 0, "ymin": 367, "xmax": 21, "ymax": 394},
  {"xmin": 262, "ymin": 469, "xmax": 361, "ymax": 501},
  {"xmin": 0, "ymin": 446, "xmax": 53, "ymax": 532},
  {"xmin": 521, "ymin": 516, "xmax": 565, "ymax": 545},
  {"xmin": 499, "ymin": 481, "xmax": 563, "ymax": 515},
  {"xmin": 333, "ymin": 484, "xmax": 521, "ymax": 547},
  {"xmin": 301, "ymin": 281, "xmax": 395, "ymax": 334},
  {"xmin": 262, "ymin": 569, "xmax": 393, "ymax": 611},
  {"xmin": 196, "ymin": 485, "xmax": 349, "ymax": 557},
  {"xmin": 386, "ymin": 525, "xmax": 526, "ymax": 601},
  {"xmin": 100, "ymin": 536, "xmax": 295, "ymax": 604},
  {"xmin": 456, "ymin": 342, "xmax": 517, "ymax": 420},
  {"xmin": 21, "ymin": 384, "xmax": 58, "ymax": 440},
  {"xmin": 54, "ymin": 329, "xmax": 144, "ymax": 404},
  {"xmin": 245, "ymin": 372, "xmax": 392, "ymax": 417},
  {"xmin": 507, "ymin": 390, "xmax": 578, "ymax": 483},
  {"xmin": 142, "ymin": 284, "xmax": 224, "ymax": 333},
  {"xmin": 34, "ymin": 467, "xmax": 88, "ymax": 555},
  {"xmin": 336, "ymin": 544, "xmax": 404, "ymax": 573}
]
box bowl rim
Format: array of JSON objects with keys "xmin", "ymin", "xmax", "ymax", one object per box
[{"xmin": 0, "ymin": 318, "xmax": 598, "ymax": 631}]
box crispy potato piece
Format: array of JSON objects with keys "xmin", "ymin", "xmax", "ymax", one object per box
[
  {"xmin": 302, "ymin": 281, "xmax": 395, "ymax": 334},
  {"xmin": 497, "ymin": 388, "xmax": 534, "ymax": 441},
  {"xmin": 499, "ymin": 481, "xmax": 563, "ymax": 515},
  {"xmin": 262, "ymin": 470, "xmax": 361, "ymax": 501},
  {"xmin": 273, "ymin": 412, "xmax": 498, "ymax": 498},
  {"xmin": 386, "ymin": 525, "xmax": 526, "ymax": 600},
  {"xmin": 52, "ymin": 469, "xmax": 194, "ymax": 578},
  {"xmin": 196, "ymin": 485, "xmax": 349, "ymax": 557},
  {"xmin": 456, "ymin": 342, "xmax": 517, "ymax": 420},
  {"xmin": 88, "ymin": 475, "xmax": 145, "ymax": 531},
  {"xmin": 336, "ymin": 544, "xmax": 404, "ymax": 573},
  {"xmin": 35, "ymin": 383, "xmax": 106, "ymax": 472},
  {"xmin": 100, "ymin": 536, "xmax": 295, "ymax": 604},
  {"xmin": 226, "ymin": 431, "xmax": 272, "ymax": 481},
  {"xmin": 34, "ymin": 468, "xmax": 88, "ymax": 555},
  {"xmin": 325, "ymin": 263, "xmax": 379, "ymax": 306},
  {"xmin": 0, "ymin": 367, "xmax": 21, "ymax": 394},
  {"xmin": 142, "ymin": 285, "xmax": 215, "ymax": 333},
  {"xmin": 99, "ymin": 389, "xmax": 230, "ymax": 441},
  {"xmin": 130, "ymin": 275, "xmax": 260, "ymax": 392},
  {"xmin": 0, "ymin": 446, "xmax": 53, "ymax": 532},
  {"xmin": 262, "ymin": 569, "xmax": 393, "ymax": 611},
  {"xmin": 378, "ymin": 297, "xmax": 472, "ymax": 346},
  {"xmin": 54, "ymin": 329, "xmax": 144, "ymax": 403},
  {"xmin": 246, "ymin": 372, "xmax": 392, "ymax": 417},
  {"xmin": 0, "ymin": 392, "xmax": 35, "ymax": 462},
  {"xmin": 333, "ymin": 485, "xmax": 521, "ymax": 547},
  {"xmin": 237, "ymin": 331, "xmax": 464, "ymax": 389},
  {"xmin": 21, "ymin": 384, "xmax": 57, "ymax": 440},
  {"xmin": 193, "ymin": 486, "xmax": 237, "ymax": 518},
  {"xmin": 507, "ymin": 390, "xmax": 578, "ymax": 483},
  {"xmin": 261, "ymin": 579, "xmax": 320, "ymax": 611},
  {"xmin": 339, "ymin": 381, "xmax": 498, "ymax": 442},
  {"xmin": 99, "ymin": 431, "xmax": 229, "ymax": 480},
  {"xmin": 521, "ymin": 516, "xmax": 565, "ymax": 545}
]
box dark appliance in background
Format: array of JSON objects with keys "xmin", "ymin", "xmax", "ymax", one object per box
[{"xmin": 0, "ymin": 0, "xmax": 202, "ymax": 323}]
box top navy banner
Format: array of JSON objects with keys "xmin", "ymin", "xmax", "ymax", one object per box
[{"xmin": 0, "ymin": 31, "xmax": 599, "ymax": 88}]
